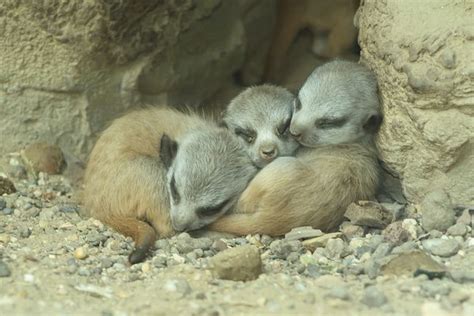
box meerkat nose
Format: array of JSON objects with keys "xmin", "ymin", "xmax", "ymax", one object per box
[{"xmin": 260, "ymin": 146, "xmax": 277, "ymax": 160}]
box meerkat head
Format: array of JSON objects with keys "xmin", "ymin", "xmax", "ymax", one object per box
[
  {"xmin": 290, "ymin": 60, "xmax": 382, "ymax": 147},
  {"xmin": 160, "ymin": 128, "xmax": 257, "ymax": 232},
  {"xmin": 222, "ymin": 84, "xmax": 299, "ymax": 168}
]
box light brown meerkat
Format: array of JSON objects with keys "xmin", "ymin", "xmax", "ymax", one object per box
[
  {"xmin": 264, "ymin": 0, "xmax": 360, "ymax": 83},
  {"xmin": 83, "ymin": 106, "xmax": 257, "ymax": 263},
  {"xmin": 208, "ymin": 60, "xmax": 382, "ymax": 236}
]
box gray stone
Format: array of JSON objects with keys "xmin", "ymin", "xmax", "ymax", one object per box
[
  {"xmin": 192, "ymin": 238, "xmax": 213, "ymax": 251},
  {"xmin": 380, "ymin": 250, "xmax": 446, "ymax": 278},
  {"xmin": 301, "ymin": 232, "xmax": 343, "ymax": 252},
  {"xmin": 380, "ymin": 202, "xmax": 406, "ymax": 220},
  {"xmin": 422, "ymin": 238, "xmax": 460, "ymax": 257},
  {"xmin": 0, "ymin": 198, "xmax": 6, "ymax": 210},
  {"xmin": 78, "ymin": 267, "xmax": 91, "ymax": 277},
  {"xmin": 19, "ymin": 227, "xmax": 31, "ymax": 238},
  {"xmin": 449, "ymin": 269, "xmax": 474, "ymax": 283},
  {"xmin": 421, "ymin": 190, "xmax": 456, "ymax": 232},
  {"xmin": 211, "ymin": 239, "xmax": 229, "ymax": 252},
  {"xmin": 101, "ymin": 258, "xmax": 114, "ymax": 269},
  {"xmin": 447, "ymin": 223, "xmax": 468, "ymax": 237},
  {"xmin": 364, "ymin": 259, "xmax": 380, "ymax": 279},
  {"xmin": 361, "ymin": 286, "xmax": 387, "ymax": 307},
  {"xmin": 456, "ymin": 209, "xmax": 472, "ymax": 226},
  {"xmin": 326, "ymin": 286, "xmax": 351, "ymax": 301},
  {"xmin": 287, "ymin": 252, "xmax": 300, "ymax": 263},
  {"xmin": 429, "ymin": 230, "xmax": 444, "ymax": 238},
  {"xmin": 155, "ymin": 239, "xmax": 171, "ymax": 252},
  {"xmin": 392, "ymin": 241, "xmax": 418, "ymax": 254},
  {"xmin": 2, "ymin": 208, "xmax": 13, "ymax": 216},
  {"xmin": 163, "ymin": 278, "xmax": 192, "ymax": 297},
  {"xmin": 270, "ymin": 239, "xmax": 303, "ymax": 259},
  {"xmin": 340, "ymin": 222, "xmax": 365, "ymax": 240},
  {"xmin": 420, "ymin": 280, "xmax": 451, "ymax": 297},
  {"xmin": 284, "ymin": 226, "xmax": 324, "ymax": 241},
  {"xmin": 372, "ymin": 242, "xmax": 393, "ymax": 260},
  {"xmin": 345, "ymin": 201, "xmax": 393, "ymax": 228},
  {"xmin": 0, "ymin": 260, "xmax": 11, "ymax": 277},
  {"xmin": 209, "ymin": 245, "xmax": 262, "ymax": 281},
  {"xmin": 325, "ymin": 238, "xmax": 350, "ymax": 260}
]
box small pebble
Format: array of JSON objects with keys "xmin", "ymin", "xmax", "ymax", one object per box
[
  {"xmin": 163, "ymin": 278, "xmax": 192, "ymax": 297},
  {"xmin": 74, "ymin": 247, "xmax": 88, "ymax": 260},
  {"xmin": 327, "ymin": 286, "xmax": 351, "ymax": 300},
  {"xmin": 447, "ymin": 223, "xmax": 468, "ymax": 237},
  {"xmin": 0, "ymin": 260, "xmax": 12, "ymax": 277},
  {"xmin": 422, "ymin": 238, "xmax": 460, "ymax": 257},
  {"xmin": 361, "ymin": 286, "xmax": 387, "ymax": 307},
  {"xmin": 2, "ymin": 208, "xmax": 13, "ymax": 215}
]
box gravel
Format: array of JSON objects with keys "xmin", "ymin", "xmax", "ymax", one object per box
[{"xmin": 0, "ymin": 152, "xmax": 473, "ymax": 316}]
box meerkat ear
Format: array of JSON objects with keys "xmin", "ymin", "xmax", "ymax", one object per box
[
  {"xmin": 363, "ymin": 112, "xmax": 383, "ymax": 134},
  {"xmin": 160, "ymin": 134, "xmax": 178, "ymax": 169}
]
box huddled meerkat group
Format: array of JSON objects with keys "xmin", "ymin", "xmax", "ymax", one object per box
[{"xmin": 83, "ymin": 60, "xmax": 383, "ymax": 264}]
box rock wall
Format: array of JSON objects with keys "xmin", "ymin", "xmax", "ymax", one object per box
[
  {"xmin": 357, "ymin": 0, "xmax": 473, "ymax": 205},
  {"xmin": 0, "ymin": 0, "xmax": 276, "ymax": 159}
]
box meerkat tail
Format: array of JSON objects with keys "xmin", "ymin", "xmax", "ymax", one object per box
[
  {"xmin": 208, "ymin": 211, "xmax": 292, "ymax": 237},
  {"xmin": 101, "ymin": 215, "xmax": 157, "ymax": 264}
]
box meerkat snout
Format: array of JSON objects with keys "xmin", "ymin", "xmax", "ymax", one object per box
[
  {"xmin": 223, "ymin": 84, "xmax": 299, "ymax": 168},
  {"xmin": 260, "ymin": 145, "xmax": 278, "ymax": 160}
]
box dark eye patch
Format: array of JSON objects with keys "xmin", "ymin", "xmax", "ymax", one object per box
[
  {"xmin": 170, "ymin": 176, "xmax": 180, "ymax": 204},
  {"xmin": 277, "ymin": 114, "xmax": 292, "ymax": 136},
  {"xmin": 293, "ymin": 97, "xmax": 302, "ymax": 111},
  {"xmin": 196, "ymin": 198, "xmax": 231, "ymax": 218},
  {"xmin": 315, "ymin": 117, "xmax": 348, "ymax": 129},
  {"xmin": 235, "ymin": 127, "xmax": 257, "ymax": 144}
]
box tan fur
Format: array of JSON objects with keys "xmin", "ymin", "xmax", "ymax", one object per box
[
  {"xmin": 208, "ymin": 144, "xmax": 380, "ymax": 236},
  {"xmin": 264, "ymin": 0, "xmax": 360, "ymax": 82},
  {"xmin": 83, "ymin": 106, "xmax": 208, "ymax": 262}
]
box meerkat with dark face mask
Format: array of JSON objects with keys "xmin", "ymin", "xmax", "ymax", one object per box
[
  {"xmin": 208, "ymin": 60, "xmax": 382, "ymax": 236},
  {"xmin": 83, "ymin": 107, "xmax": 257, "ymax": 263},
  {"xmin": 223, "ymin": 85, "xmax": 300, "ymax": 168}
]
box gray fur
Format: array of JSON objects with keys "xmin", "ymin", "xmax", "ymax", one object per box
[
  {"xmin": 166, "ymin": 127, "xmax": 257, "ymax": 232},
  {"xmin": 290, "ymin": 60, "xmax": 381, "ymax": 147},
  {"xmin": 224, "ymin": 84, "xmax": 300, "ymax": 168}
]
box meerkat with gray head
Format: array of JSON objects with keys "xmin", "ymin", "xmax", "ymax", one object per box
[
  {"xmin": 223, "ymin": 84, "xmax": 300, "ymax": 168},
  {"xmin": 290, "ymin": 59, "xmax": 382, "ymax": 147},
  {"xmin": 208, "ymin": 60, "xmax": 382, "ymax": 236},
  {"xmin": 83, "ymin": 106, "xmax": 257, "ymax": 264}
]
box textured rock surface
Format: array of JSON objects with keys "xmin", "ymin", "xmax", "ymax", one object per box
[
  {"xmin": 0, "ymin": 0, "xmax": 276, "ymax": 159},
  {"xmin": 357, "ymin": 0, "xmax": 474, "ymax": 206}
]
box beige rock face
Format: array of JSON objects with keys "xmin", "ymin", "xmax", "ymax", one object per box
[
  {"xmin": 357, "ymin": 0, "xmax": 474, "ymax": 205},
  {"xmin": 0, "ymin": 0, "xmax": 276, "ymax": 159}
]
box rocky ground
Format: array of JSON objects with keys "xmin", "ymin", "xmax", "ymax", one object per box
[{"xmin": 0, "ymin": 143, "xmax": 473, "ymax": 316}]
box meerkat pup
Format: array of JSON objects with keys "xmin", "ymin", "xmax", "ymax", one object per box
[
  {"xmin": 208, "ymin": 60, "xmax": 382, "ymax": 236},
  {"xmin": 223, "ymin": 85, "xmax": 299, "ymax": 168},
  {"xmin": 83, "ymin": 107, "xmax": 257, "ymax": 263}
]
